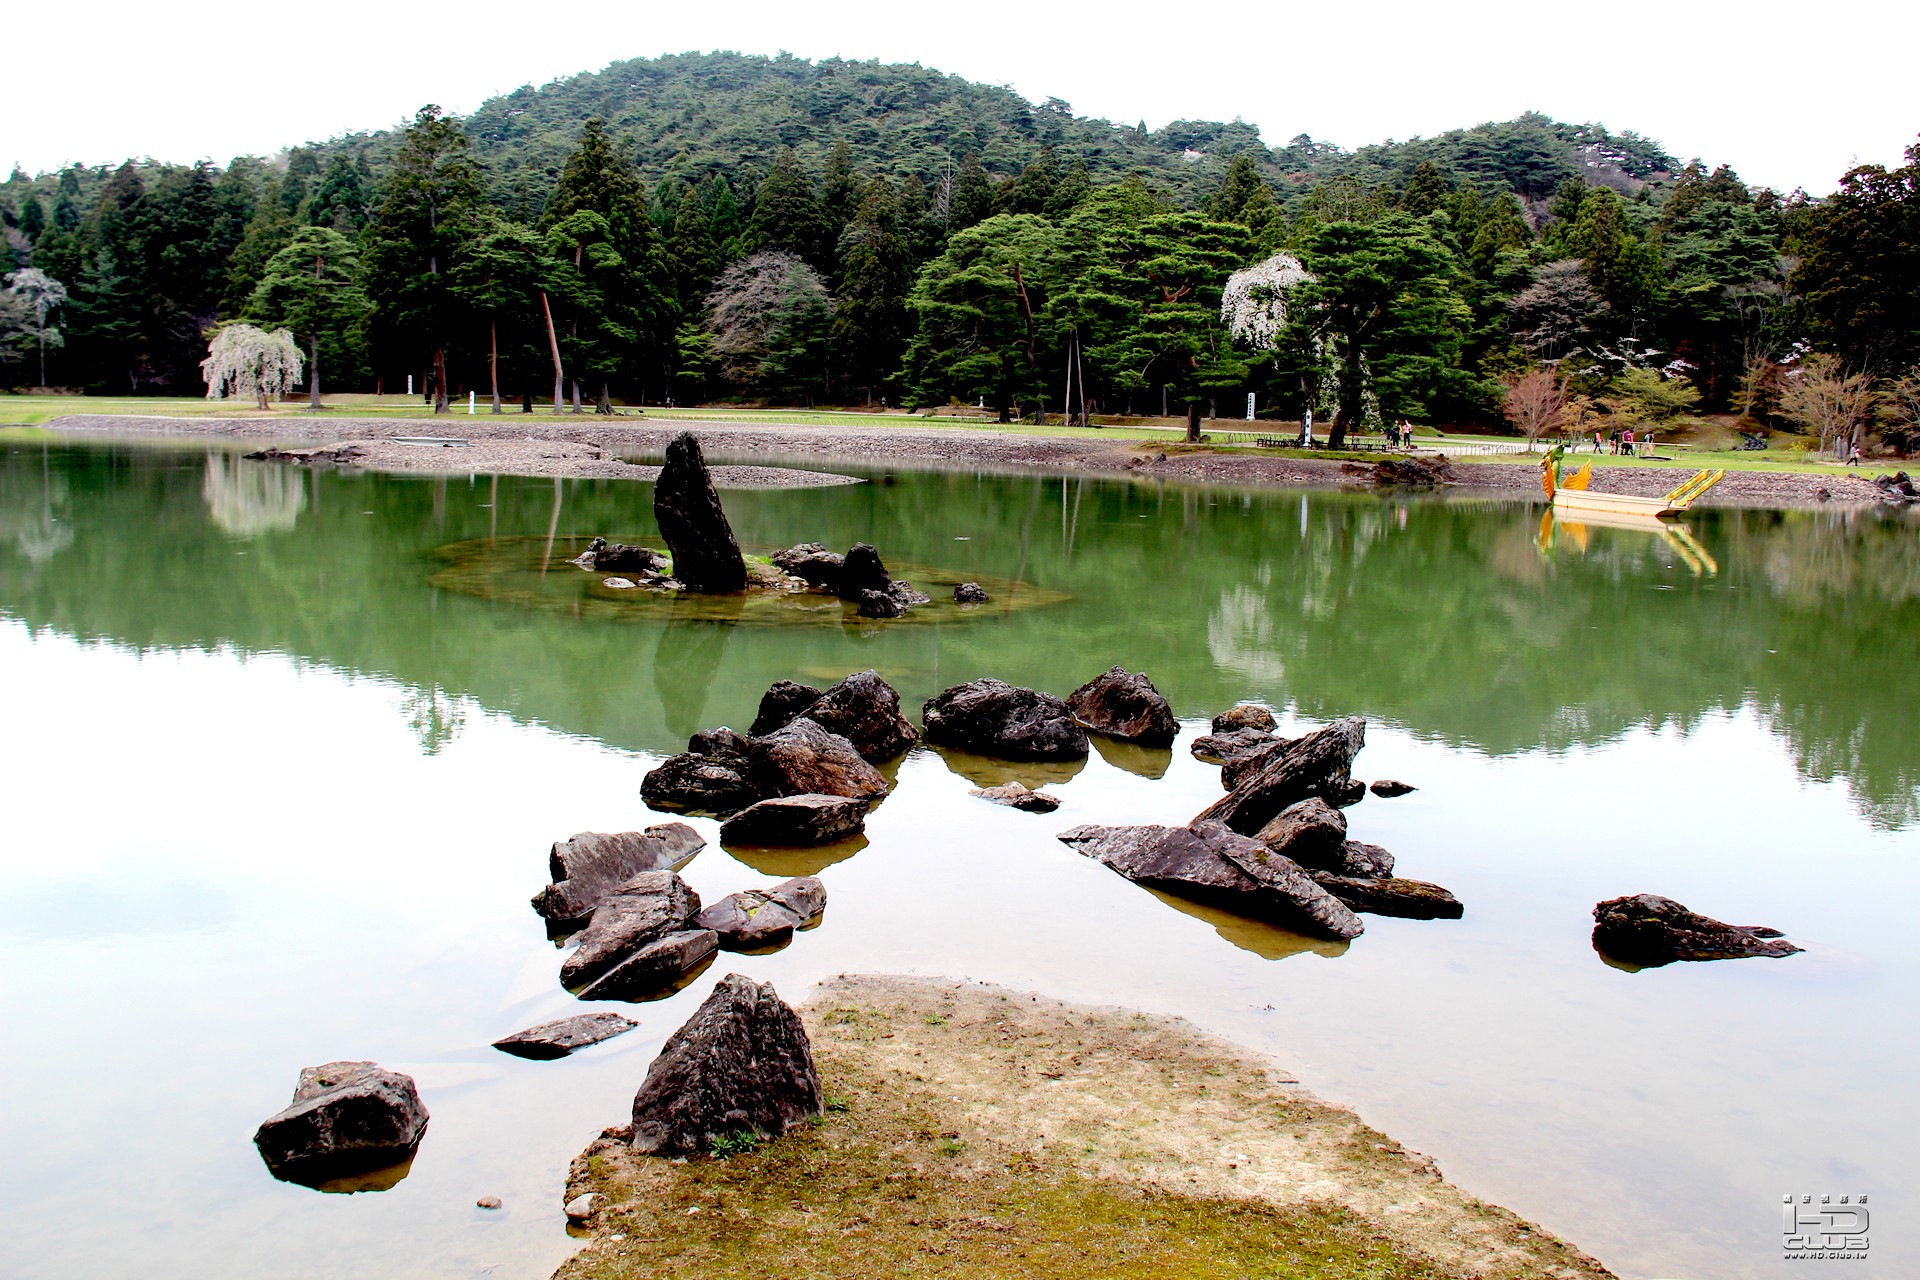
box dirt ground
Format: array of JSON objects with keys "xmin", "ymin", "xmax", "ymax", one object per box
[
  {"xmin": 44, "ymin": 412, "xmax": 1895, "ymax": 509},
  {"xmin": 555, "ymin": 975, "xmax": 1612, "ymax": 1280}
]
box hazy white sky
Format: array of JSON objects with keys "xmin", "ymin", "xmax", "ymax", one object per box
[{"xmin": 7, "ymin": 0, "xmax": 1914, "ymax": 194}]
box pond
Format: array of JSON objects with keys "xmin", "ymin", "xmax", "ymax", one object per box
[{"xmin": 1, "ymin": 438, "xmax": 1915, "ymax": 1280}]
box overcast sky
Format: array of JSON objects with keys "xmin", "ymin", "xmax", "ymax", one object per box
[{"xmin": 7, "ymin": 0, "xmax": 1914, "ymax": 194}]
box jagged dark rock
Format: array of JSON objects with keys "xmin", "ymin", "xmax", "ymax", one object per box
[
  {"xmin": 531, "ymin": 825, "xmax": 706, "ymax": 923},
  {"xmin": 922, "ymin": 679, "xmax": 1090, "ymax": 761},
  {"xmin": 1195, "ymin": 717, "xmax": 1367, "ymax": 835},
  {"xmin": 1310, "ymin": 873, "xmax": 1463, "ymax": 920},
  {"xmin": 1872, "ymin": 471, "xmax": 1917, "ymax": 502},
  {"xmin": 691, "ymin": 876, "xmax": 828, "ymax": 950},
  {"xmin": 573, "ymin": 538, "xmax": 668, "ymax": 574},
  {"xmin": 641, "ymin": 730, "xmax": 758, "ymax": 815},
  {"xmin": 780, "ymin": 670, "xmax": 918, "ymax": 761},
  {"xmin": 1359, "ymin": 456, "xmax": 1455, "ymax": 487},
  {"xmin": 1369, "ymin": 779, "xmax": 1417, "ymax": 798},
  {"xmin": 1592, "ymin": 894, "xmax": 1802, "ymax": 967},
  {"xmin": 651, "ymin": 432, "xmax": 747, "ymax": 592},
  {"xmin": 1327, "ymin": 778, "xmax": 1368, "ymax": 808},
  {"xmin": 837, "ymin": 543, "xmax": 892, "ymax": 599},
  {"xmin": 720, "ymin": 794, "xmax": 868, "ymax": 846},
  {"xmin": 492, "ymin": 1012, "xmax": 638, "ymax": 1060},
  {"xmin": 953, "ymin": 582, "xmax": 990, "ymax": 604},
  {"xmin": 1252, "ymin": 798, "xmax": 1348, "ymax": 869},
  {"xmin": 1212, "ymin": 703, "xmax": 1277, "ymax": 734},
  {"xmin": 1066, "ymin": 666, "xmax": 1179, "ymax": 747},
  {"xmin": 628, "ymin": 974, "xmax": 822, "ymax": 1156},
  {"xmin": 253, "ymin": 1061, "xmax": 428, "ymax": 1185},
  {"xmin": 770, "ymin": 543, "xmax": 845, "ymax": 589},
  {"xmin": 969, "ymin": 781, "xmax": 1061, "ymax": 813},
  {"xmin": 750, "ymin": 681, "xmax": 824, "ymax": 736},
  {"xmin": 578, "ymin": 930, "xmax": 719, "ymax": 1000},
  {"xmin": 1337, "ymin": 840, "xmax": 1396, "ymax": 878},
  {"xmin": 558, "ymin": 871, "xmax": 701, "ymax": 989},
  {"xmin": 857, "ymin": 588, "xmax": 907, "ymax": 618},
  {"xmin": 747, "ymin": 718, "xmax": 890, "ymax": 801},
  {"xmin": 1190, "ymin": 727, "xmax": 1282, "ymax": 765},
  {"xmin": 1058, "ymin": 821, "xmax": 1363, "ymax": 941}
]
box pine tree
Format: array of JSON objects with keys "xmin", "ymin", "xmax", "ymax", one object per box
[
  {"xmin": 309, "ymin": 156, "xmax": 372, "ymax": 232},
  {"xmin": 951, "ymin": 154, "xmax": 994, "ymax": 229},
  {"xmin": 1399, "ymin": 162, "xmax": 1452, "ymax": 217},
  {"xmin": 834, "ymin": 177, "xmax": 913, "ymax": 400},
  {"xmin": 1208, "ymin": 154, "xmax": 1268, "ymax": 223},
  {"xmin": 362, "ymin": 105, "xmax": 485, "ymax": 411},
  {"xmin": 749, "ymin": 147, "xmax": 827, "ymax": 268},
  {"xmin": 247, "ymin": 227, "xmax": 370, "ymax": 407}
]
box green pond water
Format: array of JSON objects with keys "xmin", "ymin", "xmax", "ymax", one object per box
[{"xmin": 1, "ymin": 438, "xmax": 1915, "ymax": 1279}]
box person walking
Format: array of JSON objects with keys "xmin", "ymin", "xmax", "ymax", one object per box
[{"xmin": 1847, "ymin": 442, "xmax": 1863, "ymax": 466}]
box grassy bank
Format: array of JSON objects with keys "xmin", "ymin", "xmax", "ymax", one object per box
[{"xmin": 556, "ymin": 976, "xmax": 1609, "ymax": 1280}]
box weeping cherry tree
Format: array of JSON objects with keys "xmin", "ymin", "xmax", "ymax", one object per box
[{"xmin": 201, "ymin": 323, "xmax": 304, "ymax": 410}]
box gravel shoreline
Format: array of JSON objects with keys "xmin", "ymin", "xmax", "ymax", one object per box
[{"xmin": 45, "ymin": 413, "xmax": 1894, "ymax": 509}]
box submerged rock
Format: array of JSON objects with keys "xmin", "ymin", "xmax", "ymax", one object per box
[
  {"xmin": 1592, "ymin": 894, "xmax": 1801, "ymax": 967},
  {"xmin": 253, "ymin": 1061, "xmax": 428, "ymax": 1186},
  {"xmin": 922, "ymin": 679, "xmax": 1090, "ymax": 761},
  {"xmin": 573, "ymin": 537, "xmax": 667, "ymax": 575},
  {"xmin": 559, "ymin": 871, "xmax": 701, "ymax": 990},
  {"xmin": 750, "ymin": 681, "xmax": 824, "ymax": 737},
  {"xmin": 720, "ymin": 794, "xmax": 868, "ymax": 847},
  {"xmin": 531, "ymin": 825, "xmax": 706, "ymax": 923},
  {"xmin": 1195, "ymin": 716, "xmax": 1366, "ymax": 836},
  {"xmin": 748, "ymin": 718, "xmax": 891, "ymax": 802},
  {"xmin": 1066, "ymin": 666, "xmax": 1179, "ymax": 747},
  {"xmin": 770, "ymin": 543, "xmax": 845, "ymax": 590},
  {"xmin": 493, "ymin": 1012, "xmax": 638, "ymax": 1060},
  {"xmin": 759, "ymin": 671, "xmax": 917, "ymax": 761},
  {"xmin": 1369, "ymin": 779, "xmax": 1417, "ymax": 798},
  {"xmin": 629, "ymin": 974, "xmax": 822, "ymax": 1156},
  {"xmin": 1191, "ymin": 729, "xmax": 1282, "ymax": 767},
  {"xmin": 652, "ymin": 433, "xmax": 747, "ymax": 592},
  {"xmin": 578, "ymin": 930, "xmax": 719, "ymax": 1000},
  {"xmin": 691, "ymin": 876, "xmax": 828, "ymax": 950},
  {"xmin": 953, "ymin": 582, "xmax": 990, "ymax": 604},
  {"xmin": 1058, "ymin": 821, "xmax": 1363, "ymax": 941},
  {"xmin": 1212, "ymin": 703, "xmax": 1277, "ymax": 734},
  {"xmin": 969, "ymin": 781, "xmax": 1062, "ymax": 813},
  {"xmin": 641, "ymin": 729, "xmax": 758, "ymax": 815},
  {"xmin": 1310, "ymin": 872, "xmax": 1463, "ymax": 920}
]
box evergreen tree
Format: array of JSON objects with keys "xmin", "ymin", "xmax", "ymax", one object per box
[
  {"xmin": 951, "ymin": 153, "xmax": 994, "ymax": 229},
  {"xmin": 667, "ymin": 181, "xmax": 720, "ymax": 314},
  {"xmin": 749, "ymin": 147, "xmax": 827, "ymax": 269},
  {"xmin": 906, "ymin": 214, "xmax": 1065, "ymax": 419},
  {"xmin": 362, "ymin": 105, "xmax": 485, "ymax": 411},
  {"xmin": 309, "ymin": 156, "xmax": 371, "ymax": 231},
  {"xmin": 1047, "ymin": 156, "xmax": 1094, "ymax": 220},
  {"xmin": 247, "ymin": 227, "xmax": 369, "ymax": 407},
  {"xmin": 1399, "ymin": 162, "xmax": 1453, "ymax": 216},
  {"xmin": 817, "ymin": 140, "xmax": 863, "ymax": 264},
  {"xmin": 454, "ymin": 214, "xmax": 557, "ymax": 410},
  {"xmin": 1208, "ymin": 154, "xmax": 1268, "ymax": 223},
  {"xmin": 833, "ymin": 178, "xmax": 913, "ymax": 399}
]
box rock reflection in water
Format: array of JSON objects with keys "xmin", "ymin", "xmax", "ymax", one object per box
[
  {"xmin": 1144, "ymin": 887, "xmax": 1354, "ymax": 962},
  {"xmin": 203, "ymin": 452, "xmax": 306, "ymax": 537},
  {"xmin": 1090, "ymin": 735, "xmax": 1173, "ymax": 779},
  {"xmin": 722, "ymin": 834, "xmax": 869, "ymax": 879},
  {"xmin": 928, "ymin": 745, "xmax": 1087, "ymax": 791},
  {"xmin": 282, "ymin": 1152, "xmax": 419, "ymax": 1195},
  {"xmin": 653, "ymin": 594, "xmax": 744, "ymax": 740}
]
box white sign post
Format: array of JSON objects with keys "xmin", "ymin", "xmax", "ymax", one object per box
[
  {"xmin": 1245, "ymin": 392, "xmax": 1256, "ymax": 421},
  {"xmin": 406, "ymin": 374, "xmax": 413, "ymax": 397},
  {"xmin": 468, "ymin": 391, "xmax": 475, "ymax": 415}
]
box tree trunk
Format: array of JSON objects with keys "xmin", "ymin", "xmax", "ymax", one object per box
[
  {"xmin": 596, "ymin": 381, "xmax": 613, "ymax": 415},
  {"xmin": 997, "ymin": 388, "xmax": 1011, "ymax": 423},
  {"xmin": 540, "ymin": 291, "xmax": 564, "ymax": 413},
  {"xmin": 489, "ymin": 319, "xmax": 501, "ymax": 413},
  {"xmin": 309, "ymin": 335, "xmax": 321, "ymax": 410},
  {"xmin": 433, "ymin": 346, "xmax": 449, "ymax": 414},
  {"xmin": 571, "ymin": 378, "xmax": 582, "ymax": 414},
  {"xmin": 1185, "ymin": 402, "xmax": 1201, "ymax": 443}
]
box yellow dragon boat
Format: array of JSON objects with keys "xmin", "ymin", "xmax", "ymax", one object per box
[{"xmin": 1541, "ymin": 449, "xmax": 1723, "ymax": 518}]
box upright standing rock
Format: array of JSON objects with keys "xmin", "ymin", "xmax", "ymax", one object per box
[
  {"xmin": 629, "ymin": 974, "xmax": 822, "ymax": 1155},
  {"xmin": 652, "ymin": 432, "xmax": 747, "ymax": 592}
]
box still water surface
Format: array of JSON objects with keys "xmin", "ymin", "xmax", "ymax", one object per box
[{"xmin": 0, "ymin": 439, "xmax": 1915, "ymax": 1279}]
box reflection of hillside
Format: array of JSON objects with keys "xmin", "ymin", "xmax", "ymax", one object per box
[
  {"xmin": 202, "ymin": 454, "xmax": 306, "ymax": 538},
  {"xmin": 3, "ymin": 445, "xmax": 1917, "ymax": 829}
]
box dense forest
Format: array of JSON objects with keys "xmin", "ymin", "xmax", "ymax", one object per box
[{"xmin": 1, "ymin": 51, "xmax": 1916, "ymax": 448}]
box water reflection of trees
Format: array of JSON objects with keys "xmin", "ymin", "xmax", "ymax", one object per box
[
  {"xmin": 0, "ymin": 444, "xmax": 73, "ymax": 563},
  {"xmin": 202, "ymin": 453, "xmax": 307, "ymax": 538},
  {"xmin": 7, "ymin": 447, "xmax": 1919, "ymax": 830}
]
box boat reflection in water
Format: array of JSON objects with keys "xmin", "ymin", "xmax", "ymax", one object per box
[{"xmin": 1536, "ymin": 507, "xmax": 1720, "ymax": 576}]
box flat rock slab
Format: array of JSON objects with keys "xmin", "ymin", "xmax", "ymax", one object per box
[
  {"xmin": 532, "ymin": 825, "xmax": 705, "ymax": 923},
  {"xmin": 493, "ymin": 1012, "xmax": 638, "ymax": 1060},
  {"xmin": 1059, "ymin": 821, "xmax": 1362, "ymax": 941},
  {"xmin": 1310, "ymin": 872, "xmax": 1463, "ymax": 919},
  {"xmin": 969, "ymin": 781, "xmax": 1062, "ymax": 813},
  {"xmin": 253, "ymin": 1060, "xmax": 428, "ymax": 1186},
  {"xmin": 922, "ymin": 678, "xmax": 1089, "ymax": 761},
  {"xmin": 559, "ymin": 871, "xmax": 701, "ymax": 989},
  {"xmin": 1067, "ymin": 666, "xmax": 1179, "ymax": 746},
  {"xmin": 720, "ymin": 794, "xmax": 868, "ymax": 847},
  {"xmin": 691, "ymin": 876, "xmax": 828, "ymax": 950},
  {"xmin": 1592, "ymin": 894, "xmax": 1801, "ymax": 967},
  {"xmin": 578, "ymin": 930, "xmax": 720, "ymax": 1000},
  {"xmin": 1190, "ymin": 726, "xmax": 1281, "ymax": 765},
  {"xmin": 1197, "ymin": 716, "xmax": 1366, "ymax": 835},
  {"xmin": 629, "ymin": 973, "xmax": 822, "ymax": 1156}
]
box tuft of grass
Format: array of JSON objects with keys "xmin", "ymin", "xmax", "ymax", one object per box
[{"xmin": 707, "ymin": 1130, "xmax": 762, "ymax": 1159}]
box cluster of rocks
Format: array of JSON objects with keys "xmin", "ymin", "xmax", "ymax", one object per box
[
  {"xmin": 1345, "ymin": 455, "xmax": 1456, "ymax": 487},
  {"xmin": 1871, "ymin": 471, "xmax": 1918, "ymax": 504},
  {"xmin": 1063, "ymin": 713, "xmax": 1460, "ymax": 941},
  {"xmin": 1592, "ymin": 894, "xmax": 1801, "ymax": 968},
  {"xmin": 770, "ymin": 540, "xmax": 937, "ymax": 617}
]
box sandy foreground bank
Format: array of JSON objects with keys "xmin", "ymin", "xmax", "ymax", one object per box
[
  {"xmin": 556, "ymin": 975, "xmax": 1610, "ymax": 1280},
  {"xmin": 44, "ymin": 413, "xmax": 1895, "ymax": 509}
]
